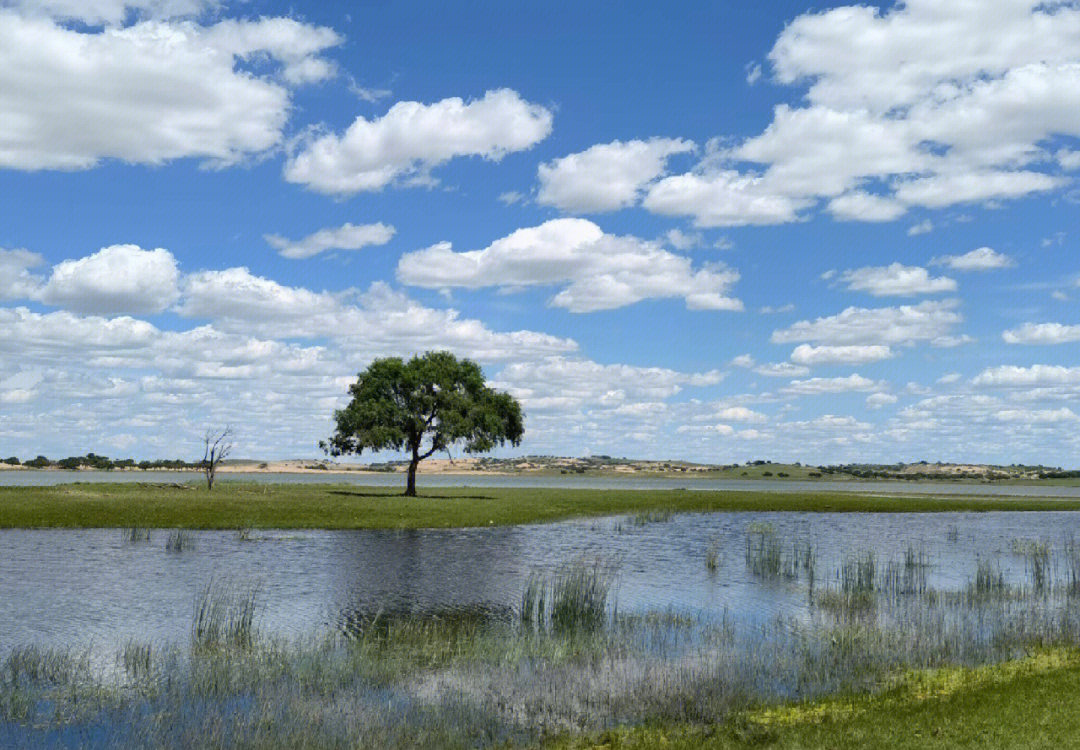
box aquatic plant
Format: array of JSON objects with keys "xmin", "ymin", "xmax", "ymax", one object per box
[
  {"xmin": 549, "ymin": 558, "xmax": 615, "ymax": 633},
  {"xmin": 9, "ymin": 538, "xmax": 1080, "ymax": 747},
  {"xmin": 1064, "ymin": 534, "xmax": 1080, "ymax": 597},
  {"xmin": 881, "ymin": 546, "xmax": 929, "ymax": 600},
  {"xmin": 1024, "ymin": 544, "xmax": 1052, "ymax": 594},
  {"xmin": 165, "ymin": 529, "xmax": 193, "ymax": 553},
  {"xmin": 840, "ymin": 551, "xmax": 876, "ymax": 595},
  {"xmin": 970, "ymin": 557, "xmax": 1007, "ymax": 600},
  {"xmin": 192, "ymin": 579, "xmax": 259, "ymax": 650},
  {"xmin": 519, "ymin": 572, "xmax": 546, "ymax": 630},
  {"xmin": 123, "ymin": 527, "xmax": 150, "ymax": 543},
  {"xmin": 119, "ymin": 641, "xmax": 153, "ymax": 680},
  {"xmin": 745, "ymin": 530, "xmax": 784, "ymax": 578},
  {"xmin": 705, "ymin": 536, "xmax": 721, "ymax": 574},
  {"xmin": 632, "ymin": 509, "xmax": 673, "ymax": 526}
]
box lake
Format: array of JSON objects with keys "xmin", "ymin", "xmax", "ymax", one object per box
[{"xmin": 4, "ymin": 510, "xmax": 1078, "ymax": 662}]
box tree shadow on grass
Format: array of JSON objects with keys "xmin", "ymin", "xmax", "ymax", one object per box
[{"xmin": 327, "ymin": 490, "xmax": 495, "ymax": 501}]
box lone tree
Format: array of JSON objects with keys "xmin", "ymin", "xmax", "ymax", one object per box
[
  {"xmin": 201, "ymin": 426, "xmax": 234, "ymax": 490},
  {"xmin": 322, "ymin": 351, "xmax": 523, "ymax": 496}
]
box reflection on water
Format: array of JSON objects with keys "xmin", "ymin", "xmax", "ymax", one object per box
[
  {"xmin": 3, "ymin": 511, "xmax": 1080, "ymax": 660},
  {"xmin": 3, "ymin": 469, "xmax": 1080, "ymax": 496}
]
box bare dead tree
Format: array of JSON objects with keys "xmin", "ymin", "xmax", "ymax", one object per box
[{"xmin": 201, "ymin": 426, "xmax": 233, "ymax": 491}]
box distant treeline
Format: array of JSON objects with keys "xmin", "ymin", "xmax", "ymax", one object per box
[{"xmin": 2, "ymin": 454, "xmax": 201, "ymax": 471}]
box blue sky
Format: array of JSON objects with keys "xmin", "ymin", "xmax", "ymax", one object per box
[{"xmin": 1, "ymin": 0, "xmax": 1078, "ymax": 465}]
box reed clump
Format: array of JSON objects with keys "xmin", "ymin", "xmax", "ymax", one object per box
[
  {"xmin": 10, "ymin": 537, "xmax": 1080, "ymax": 747},
  {"xmin": 518, "ymin": 558, "xmax": 615, "ymax": 634},
  {"xmin": 192, "ymin": 579, "xmax": 259, "ymax": 650},
  {"xmin": 123, "ymin": 527, "xmax": 150, "ymax": 543},
  {"xmin": 745, "ymin": 530, "xmax": 816, "ymax": 583},
  {"xmin": 166, "ymin": 528, "xmax": 193, "ymax": 552},
  {"xmin": 632, "ymin": 509, "xmax": 673, "ymax": 526},
  {"xmin": 705, "ymin": 536, "xmax": 721, "ymax": 574}
]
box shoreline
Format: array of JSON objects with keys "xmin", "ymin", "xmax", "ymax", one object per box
[{"xmin": 3, "ymin": 483, "xmax": 1080, "ymax": 530}]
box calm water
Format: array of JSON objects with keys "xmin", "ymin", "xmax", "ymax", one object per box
[
  {"xmin": 3, "ymin": 511, "xmax": 1078, "ymax": 660},
  {"xmin": 3, "ymin": 469, "xmax": 1080, "ymax": 496}
]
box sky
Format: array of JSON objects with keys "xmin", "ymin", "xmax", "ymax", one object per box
[{"xmin": 0, "ymin": 0, "xmax": 1078, "ymax": 466}]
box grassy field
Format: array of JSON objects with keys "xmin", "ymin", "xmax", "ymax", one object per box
[
  {"xmin": 2, "ymin": 481, "xmax": 1080, "ymax": 528},
  {"xmin": 550, "ymin": 650, "xmax": 1080, "ymax": 749}
]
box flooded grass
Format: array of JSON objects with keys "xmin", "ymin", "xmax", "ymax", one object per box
[
  {"xmin": 8, "ymin": 535, "xmax": 1080, "ymax": 747},
  {"xmin": 10, "ymin": 525, "xmax": 1080, "ymax": 747},
  {"xmin": 165, "ymin": 529, "xmax": 193, "ymax": 553},
  {"xmin": 123, "ymin": 526, "xmax": 150, "ymax": 543},
  {"xmin": 192, "ymin": 579, "xmax": 259, "ymax": 650},
  {"xmin": 632, "ymin": 509, "xmax": 673, "ymax": 526},
  {"xmin": 705, "ymin": 536, "xmax": 721, "ymax": 574}
]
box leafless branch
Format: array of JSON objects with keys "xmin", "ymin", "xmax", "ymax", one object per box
[{"xmin": 201, "ymin": 426, "xmax": 233, "ymax": 491}]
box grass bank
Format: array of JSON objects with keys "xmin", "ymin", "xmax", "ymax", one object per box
[
  {"xmin": 551, "ymin": 649, "xmax": 1080, "ymax": 749},
  {"xmin": 2, "ymin": 481, "xmax": 1080, "ymax": 528}
]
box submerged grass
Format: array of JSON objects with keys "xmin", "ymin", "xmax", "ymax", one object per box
[
  {"xmin": 123, "ymin": 526, "xmax": 150, "ymax": 543},
  {"xmin": 3, "ymin": 482, "xmax": 1080, "ymax": 529},
  {"xmin": 9, "ymin": 535, "xmax": 1080, "ymax": 747},
  {"xmin": 6, "ymin": 561, "xmax": 1080, "ymax": 748},
  {"xmin": 192, "ymin": 579, "xmax": 259, "ymax": 650},
  {"xmin": 705, "ymin": 535, "xmax": 721, "ymax": 574},
  {"xmin": 165, "ymin": 528, "xmax": 192, "ymax": 552}
]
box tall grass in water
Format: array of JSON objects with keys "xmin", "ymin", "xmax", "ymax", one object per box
[
  {"xmin": 192, "ymin": 579, "xmax": 259, "ymax": 650},
  {"xmin": 705, "ymin": 536, "xmax": 721, "ymax": 574},
  {"xmin": 1065, "ymin": 535, "xmax": 1080, "ymax": 596},
  {"xmin": 1025, "ymin": 543, "xmax": 1052, "ymax": 594},
  {"xmin": 517, "ymin": 558, "xmax": 615, "ymax": 633},
  {"xmin": 970, "ymin": 557, "xmax": 1007, "ymax": 600},
  {"xmin": 123, "ymin": 527, "xmax": 150, "ymax": 543},
  {"xmin": 745, "ymin": 530, "xmax": 816, "ymax": 584},
  {"xmin": 632, "ymin": 509, "xmax": 673, "ymax": 526},
  {"xmin": 519, "ymin": 572, "xmax": 546, "ymax": 630},
  {"xmin": 165, "ymin": 529, "xmax": 193, "ymax": 553},
  {"xmin": 12, "ymin": 541, "xmax": 1080, "ymax": 748},
  {"xmin": 745, "ymin": 529, "xmax": 784, "ymax": 578},
  {"xmin": 120, "ymin": 641, "xmax": 153, "ymax": 680},
  {"xmin": 841, "ymin": 551, "xmax": 876, "ymax": 595},
  {"xmin": 881, "ymin": 546, "xmax": 929, "ymax": 600}
]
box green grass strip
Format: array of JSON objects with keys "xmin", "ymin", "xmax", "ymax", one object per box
[
  {"xmin": 550, "ymin": 649, "xmax": 1080, "ymax": 749},
  {"xmin": 2, "ymin": 481, "xmax": 1080, "ymax": 528}
]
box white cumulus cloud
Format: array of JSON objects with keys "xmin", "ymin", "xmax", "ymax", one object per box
[
  {"xmin": 1002, "ymin": 322, "xmax": 1080, "ymax": 345},
  {"xmin": 0, "ymin": 248, "xmax": 44, "ymax": 300},
  {"xmin": 772, "ymin": 299, "xmax": 963, "ymax": 346},
  {"xmin": 265, "ymin": 223, "xmax": 396, "ymax": 260},
  {"xmin": 639, "ymin": 2, "xmax": 1080, "ymax": 226},
  {"xmin": 40, "ymin": 245, "xmax": 180, "ymax": 314},
  {"xmin": 973, "ymin": 365, "xmax": 1080, "ymax": 388},
  {"xmin": 0, "ymin": 11, "xmax": 340, "ymax": 170},
  {"xmin": 837, "ymin": 263, "xmax": 956, "ymax": 296},
  {"xmin": 931, "ymin": 247, "xmax": 1015, "ymax": 271},
  {"xmin": 790, "ymin": 344, "xmax": 894, "ymax": 365},
  {"xmin": 536, "ymin": 138, "xmax": 694, "ymax": 213},
  {"xmin": 642, "ymin": 170, "xmax": 807, "ymax": 227},
  {"xmin": 396, "ymin": 218, "xmax": 743, "ymax": 313},
  {"xmin": 284, "ymin": 89, "xmax": 553, "ymax": 196},
  {"xmin": 782, "ymin": 373, "xmax": 884, "ymax": 395}
]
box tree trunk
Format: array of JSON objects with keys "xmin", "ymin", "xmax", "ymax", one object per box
[{"xmin": 405, "ymin": 448, "xmax": 419, "ymax": 497}]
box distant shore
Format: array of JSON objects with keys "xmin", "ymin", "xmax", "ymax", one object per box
[{"xmin": 2, "ymin": 457, "xmax": 1079, "ymax": 484}]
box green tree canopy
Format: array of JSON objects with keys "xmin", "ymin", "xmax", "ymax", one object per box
[{"xmin": 322, "ymin": 351, "xmax": 524, "ymax": 495}]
